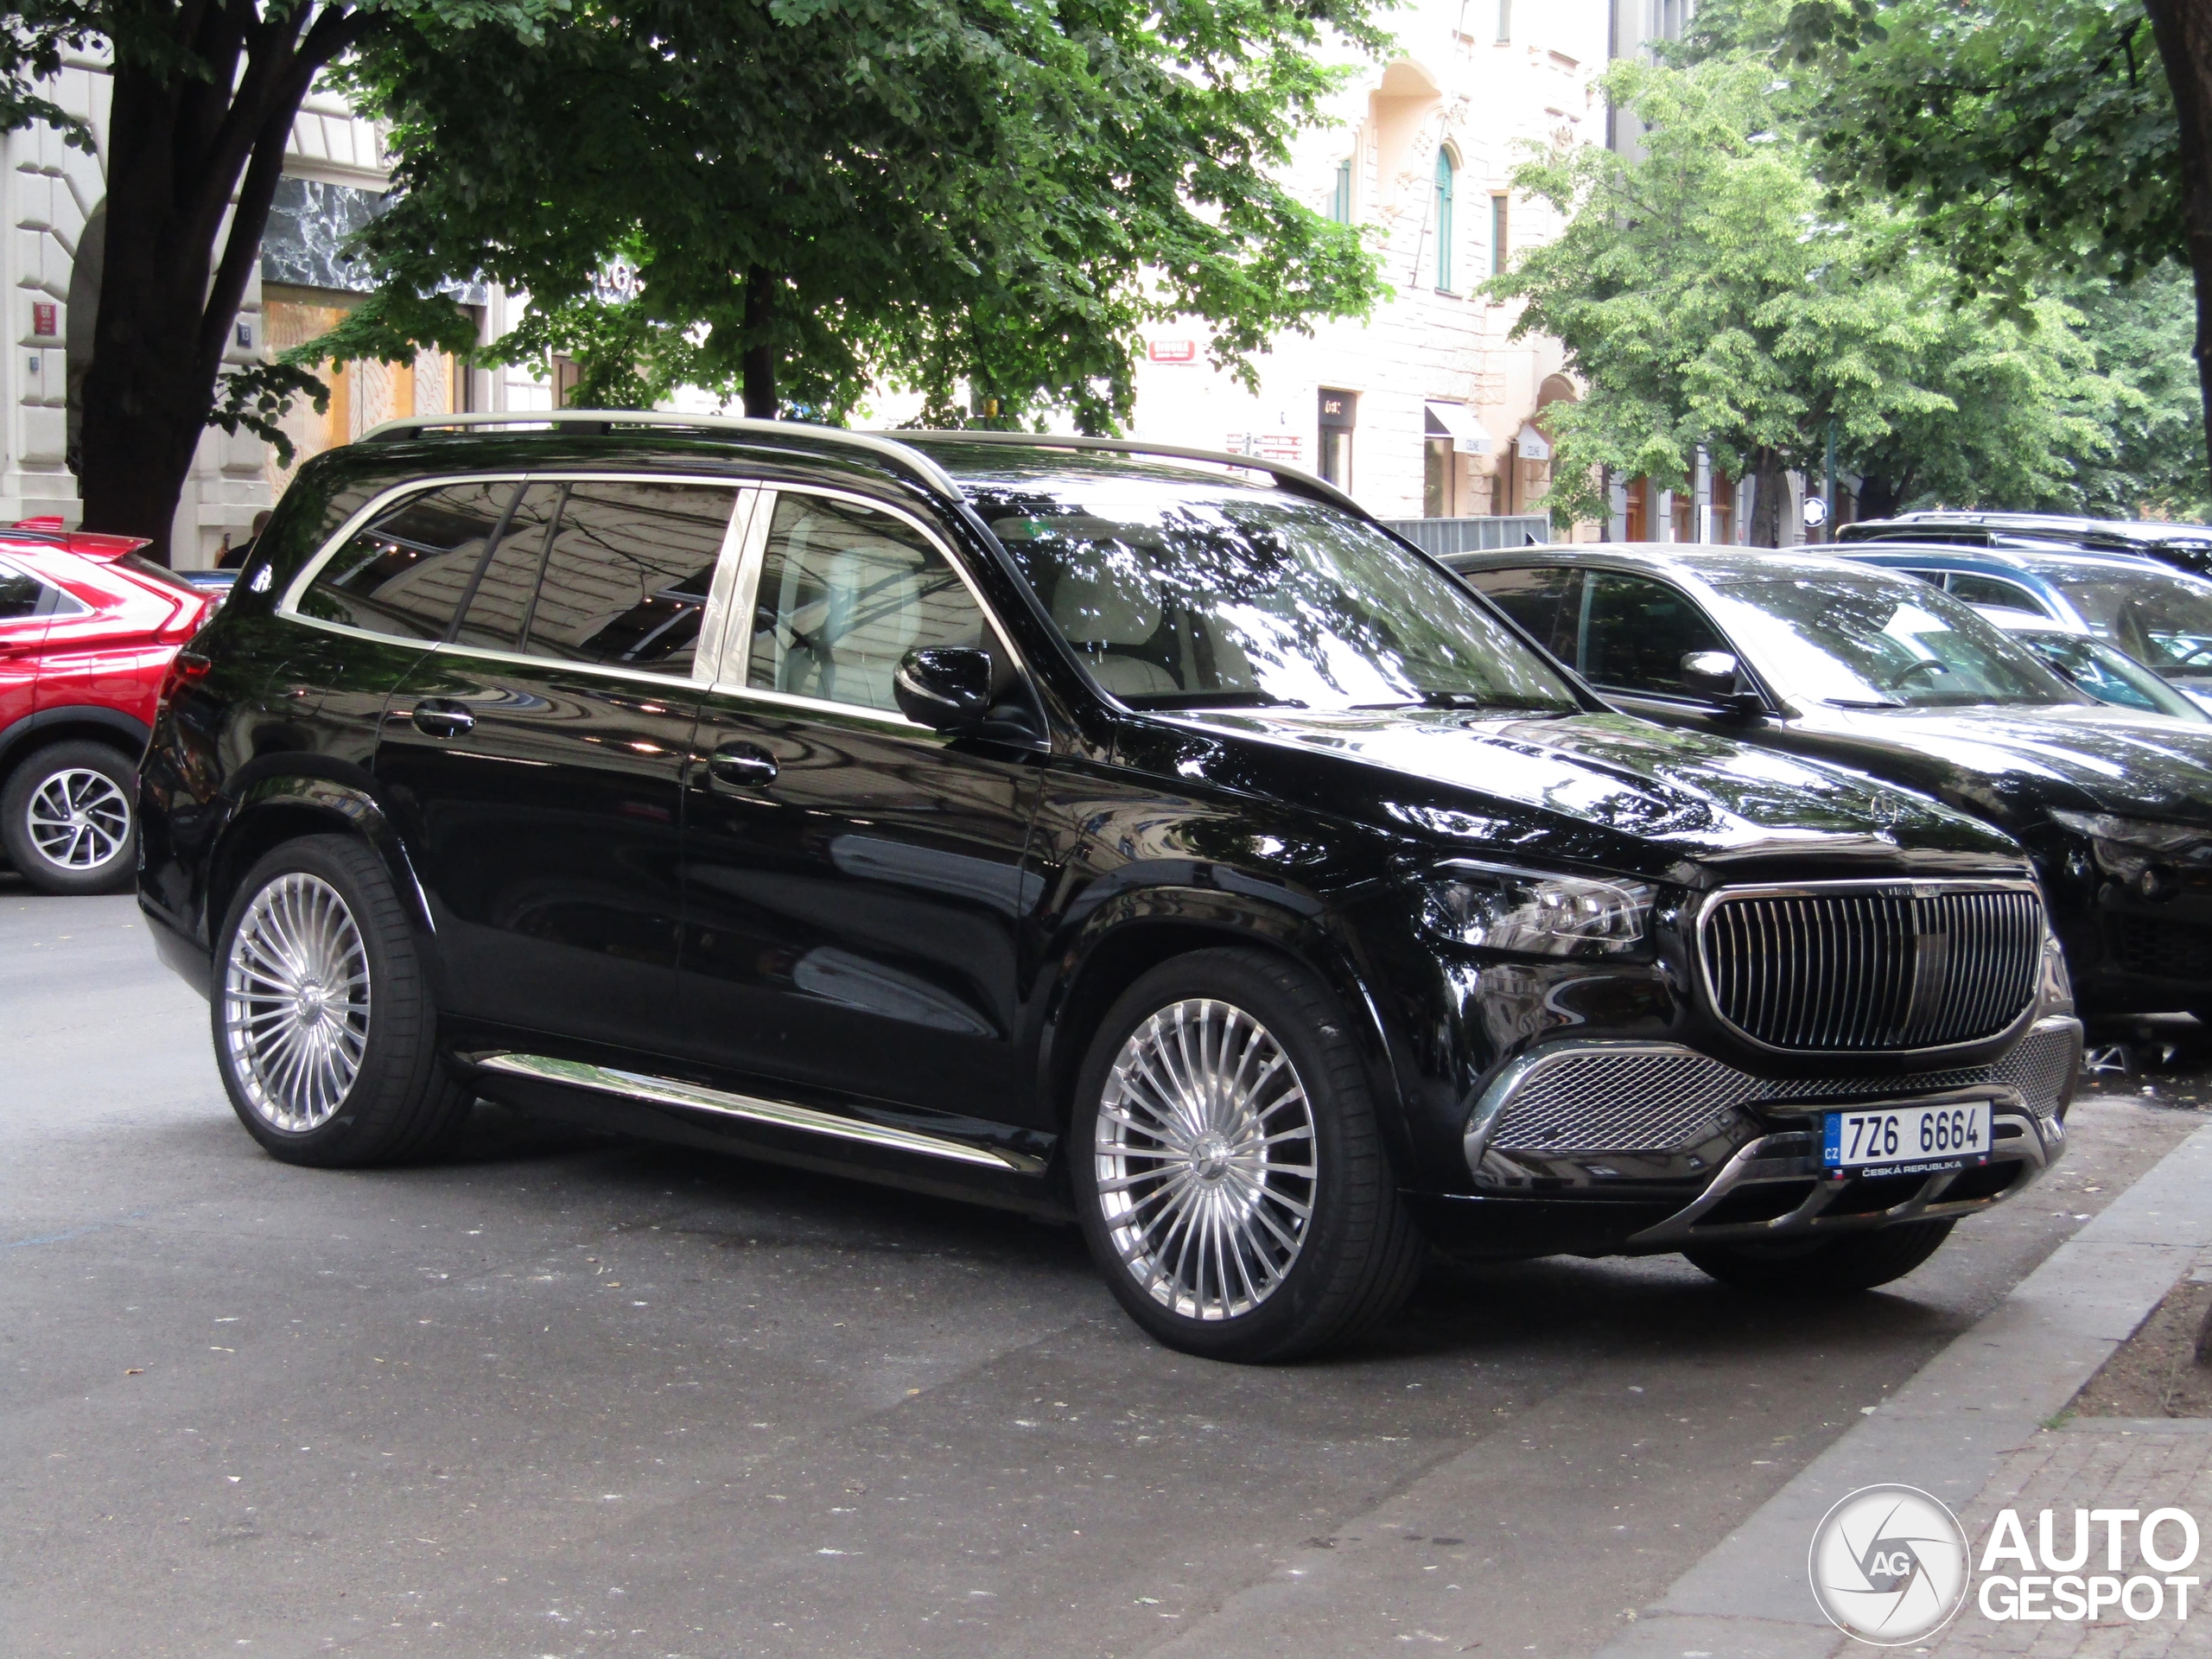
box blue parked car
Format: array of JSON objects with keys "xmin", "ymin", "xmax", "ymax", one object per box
[{"xmin": 1840, "ymin": 543, "xmax": 2212, "ymax": 716}]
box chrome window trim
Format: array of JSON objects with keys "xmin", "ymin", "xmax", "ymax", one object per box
[
  {"xmin": 707, "ymin": 480, "xmax": 1037, "ymax": 734},
  {"xmin": 1690, "ymin": 876, "xmax": 2045, "ymax": 1060}
]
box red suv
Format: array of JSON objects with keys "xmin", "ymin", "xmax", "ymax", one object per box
[{"xmin": 1, "ymin": 523, "xmax": 213, "ymax": 893}]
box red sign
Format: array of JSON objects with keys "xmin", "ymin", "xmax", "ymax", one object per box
[
  {"xmin": 29, "ymin": 302, "xmax": 56, "ymax": 339},
  {"xmin": 1254, "ymin": 433, "xmax": 1305, "ymax": 463},
  {"xmin": 1147, "ymin": 338, "xmax": 1198, "ymax": 363}
]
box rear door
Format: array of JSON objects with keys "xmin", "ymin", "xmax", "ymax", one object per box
[
  {"xmin": 0, "ymin": 556, "xmax": 56, "ymax": 737},
  {"xmin": 374, "ymin": 475, "xmax": 747, "ymax": 1058}
]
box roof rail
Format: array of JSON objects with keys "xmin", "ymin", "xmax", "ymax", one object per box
[
  {"xmin": 881, "ymin": 429, "xmax": 1368, "ymax": 518},
  {"xmin": 353, "ymin": 410, "xmax": 963, "ymax": 500}
]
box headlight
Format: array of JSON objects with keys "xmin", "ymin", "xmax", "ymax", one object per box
[
  {"xmin": 2036, "ymin": 924, "xmax": 2074, "ymax": 1014},
  {"xmin": 1427, "ymin": 861, "xmax": 1655, "ymax": 957},
  {"xmin": 2049, "ymin": 810, "xmax": 2210, "ymax": 855}
]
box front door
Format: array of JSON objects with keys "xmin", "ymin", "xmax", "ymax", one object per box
[
  {"xmin": 374, "ymin": 476, "xmax": 747, "ymax": 1057},
  {"xmin": 681, "ymin": 486, "xmax": 1048, "ymax": 1122}
]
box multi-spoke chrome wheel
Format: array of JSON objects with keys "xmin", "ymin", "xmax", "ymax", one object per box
[
  {"xmin": 25, "ymin": 766, "xmax": 131, "ymax": 870},
  {"xmin": 1094, "ymin": 998, "xmax": 1318, "ymax": 1322},
  {"xmin": 221, "ymin": 873, "xmax": 372, "ymax": 1133}
]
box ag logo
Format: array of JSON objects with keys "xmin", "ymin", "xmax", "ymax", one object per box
[{"xmin": 1808, "ymin": 1484, "xmax": 1972, "ymax": 1645}]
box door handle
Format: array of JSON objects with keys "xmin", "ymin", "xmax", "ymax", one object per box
[
  {"xmin": 707, "ymin": 741, "xmax": 779, "ymax": 787},
  {"xmin": 409, "ymin": 699, "xmax": 475, "ymax": 738}
]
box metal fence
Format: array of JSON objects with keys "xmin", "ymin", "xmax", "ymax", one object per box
[{"xmin": 1377, "ymin": 515, "xmax": 1550, "ymax": 556}]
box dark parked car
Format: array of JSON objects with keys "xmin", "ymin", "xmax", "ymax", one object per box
[
  {"xmin": 1837, "ymin": 543, "xmax": 2212, "ymax": 715},
  {"xmin": 141, "ymin": 417, "xmax": 2076, "ymax": 1360},
  {"xmin": 1450, "ymin": 543, "xmax": 2212, "ymax": 1021},
  {"xmin": 1994, "ymin": 620, "xmax": 2210, "ymax": 724},
  {"xmin": 1, "ymin": 521, "xmax": 215, "ymax": 893},
  {"xmin": 1836, "ymin": 511, "xmax": 2212, "ymax": 580}
]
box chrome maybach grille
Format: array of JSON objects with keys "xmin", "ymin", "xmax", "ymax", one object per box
[
  {"xmin": 1482, "ymin": 1020, "xmax": 2079, "ymax": 1156},
  {"xmin": 1700, "ymin": 882, "xmax": 2043, "ymax": 1052}
]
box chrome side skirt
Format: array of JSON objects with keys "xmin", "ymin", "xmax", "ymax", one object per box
[{"xmin": 474, "ymin": 1052, "xmax": 1040, "ymax": 1173}]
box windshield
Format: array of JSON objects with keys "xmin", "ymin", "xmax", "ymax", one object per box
[
  {"xmin": 1707, "ymin": 572, "xmax": 2083, "ymax": 709},
  {"xmin": 986, "ymin": 486, "xmax": 1579, "ymax": 713},
  {"xmin": 2052, "ymin": 565, "xmax": 2212, "ymax": 680},
  {"xmin": 2018, "ymin": 633, "xmax": 2209, "ymax": 721}
]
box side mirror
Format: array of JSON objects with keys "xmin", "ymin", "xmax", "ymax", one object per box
[
  {"xmin": 1680, "ymin": 650, "xmax": 1764, "ymax": 718},
  {"xmin": 893, "ymin": 646, "xmax": 995, "ymax": 730}
]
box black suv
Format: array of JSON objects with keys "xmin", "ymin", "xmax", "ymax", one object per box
[{"xmin": 140, "ymin": 415, "xmax": 2077, "ymax": 1361}]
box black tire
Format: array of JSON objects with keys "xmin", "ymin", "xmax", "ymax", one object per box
[
  {"xmin": 212, "ymin": 833, "xmax": 471, "ymax": 1167},
  {"xmin": 1684, "ymin": 1217, "xmax": 1956, "ymax": 1295},
  {"xmin": 0, "ymin": 739, "xmax": 137, "ymax": 895},
  {"xmin": 1070, "ymin": 947, "xmax": 1424, "ymax": 1362}
]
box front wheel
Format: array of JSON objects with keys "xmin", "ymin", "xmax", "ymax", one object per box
[
  {"xmin": 1071, "ymin": 948, "xmax": 1423, "ymax": 1362},
  {"xmin": 1685, "ymin": 1217, "xmax": 1956, "ymax": 1295},
  {"xmin": 1, "ymin": 740, "xmax": 137, "ymax": 894},
  {"xmin": 213, "ymin": 834, "xmax": 471, "ymax": 1166}
]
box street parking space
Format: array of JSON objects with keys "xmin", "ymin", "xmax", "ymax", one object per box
[{"xmin": 3, "ymin": 879, "xmax": 2205, "ymax": 1659}]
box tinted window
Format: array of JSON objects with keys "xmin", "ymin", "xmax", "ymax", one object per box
[
  {"xmin": 451, "ymin": 484, "xmax": 570, "ymax": 650},
  {"xmin": 522, "ymin": 481, "xmax": 736, "ymax": 676},
  {"xmin": 989, "ymin": 486, "xmax": 1576, "ymax": 713},
  {"xmin": 2020, "ymin": 634, "xmax": 2208, "ymax": 721},
  {"xmin": 300, "ymin": 481, "xmax": 518, "ymax": 639},
  {"xmin": 1578, "ymin": 571, "xmax": 1730, "ymax": 697},
  {"xmin": 748, "ymin": 493, "xmax": 987, "ymax": 714},
  {"xmin": 1946, "ymin": 573, "xmax": 2048, "ymax": 614},
  {"xmin": 1461, "ymin": 565, "xmax": 1578, "ymax": 658},
  {"xmin": 0, "ymin": 562, "xmax": 45, "ymax": 620},
  {"xmin": 2056, "ymin": 568, "xmax": 2212, "ymax": 679},
  {"xmin": 1707, "ymin": 574, "xmax": 2082, "ymax": 709}
]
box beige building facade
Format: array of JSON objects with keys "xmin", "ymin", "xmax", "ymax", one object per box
[{"xmin": 1126, "ymin": 0, "xmax": 1609, "ymax": 531}]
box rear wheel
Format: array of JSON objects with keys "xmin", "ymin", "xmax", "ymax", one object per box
[
  {"xmin": 1684, "ymin": 1217, "xmax": 1956, "ymax": 1295},
  {"xmin": 1071, "ymin": 948, "xmax": 1423, "ymax": 1362},
  {"xmin": 1, "ymin": 739, "xmax": 137, "ymax": 895},
  {"xmin": 213, "ymin": 834, "xmax": 470, "ymax": 1166}
]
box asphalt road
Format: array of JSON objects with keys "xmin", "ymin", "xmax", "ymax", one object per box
[{"xmin": 3, "ymin": 876, "xmax": 2204, "ymax": 1659}]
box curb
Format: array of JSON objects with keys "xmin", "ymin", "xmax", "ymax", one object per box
[{"xmin": 1587, "ymin": 1116, "xmax": 2212, "ymax": 1659}]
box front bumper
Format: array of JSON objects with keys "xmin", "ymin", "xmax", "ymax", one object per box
[{"xmin": 1454, "ymin": 1014, "xmax": 2079, "ymax": 1245}]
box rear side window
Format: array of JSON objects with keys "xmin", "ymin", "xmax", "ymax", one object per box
[
  {"xmin": 1461, "ymin": 565, "xmax": 1579, "ymax": 658},
  {"xmin": 486, "ymin": 480, "xmax": 738, "ymax": 677},
  {"xmin": 1945, "ymin": 573, "xmax": 2047, "ymax": 614},
  {"xmin": 0, "ymin": 562, "xmax": 46, "ymax": 620},
  {"xmin": 298, "ymin": 480, "xmax": 519, "ymax": 639}
]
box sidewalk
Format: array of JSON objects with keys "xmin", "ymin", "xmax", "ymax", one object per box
[{"xmin": 1592, "ymin": 1117, "xmax": 2212, "ymax": 1659}]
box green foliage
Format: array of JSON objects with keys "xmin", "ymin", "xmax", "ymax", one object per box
[
  {"xmin": 208, "ymin": 360, "xmax": 332, "ymax": 468},
  {"xmin": 1491, "ymin": 40, "xmax": 2198, "ymax": 530},
  {"xmin": 321, "ymin": 0, "xmax": 1388, "ymax": 428}
]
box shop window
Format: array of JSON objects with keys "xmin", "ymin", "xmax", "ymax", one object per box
[
  {"xmin": 1317, "ymin": 388, "xmax": 1356, "ymax": 489},
  {"xmin": 1709, "ymin": 474, "xmax": 1734, "ymax": 544},
  {"xmin": 1491, "ymin": 194, "xmax": 1510, "ymax": 278},
  {"xmin": 1622, "ymin": 477, "xmax": 1650, "ymax": 543},
  {"xmin": 1330, "ymin": 159, "xmax": 1353, "ymax": 225}
]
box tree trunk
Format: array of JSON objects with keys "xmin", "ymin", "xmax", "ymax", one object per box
[
  {"xmin": 73, "ymin": 8, "xmax": 363, "ymax": 562},
  {"xmin": 2145, "ymin": 0, "xmax": 2212, "ymax": 490},
  {"xmin": 1749, "ymin": 450, "xmax": 1785, "ymax": 546},
  {"xmin": 741, "ymin": 267, "xmax": 776, "ymax": 418}
]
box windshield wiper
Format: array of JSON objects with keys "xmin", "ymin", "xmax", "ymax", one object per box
[
  {"xmin": 1128, "ymin": 690, "xmax": 1308, "ymax": 710},
  {"xmin": 1823, "ymin": 696, "xmax": 1907, "ymax": 709},
  {"xmin": 1351, "ymin": 690, "xmax": 1561, "ymax": 712}
]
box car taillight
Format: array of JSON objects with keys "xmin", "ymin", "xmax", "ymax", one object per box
[{"xmin": 159, "ymin": 650, "xmax": 213, "ymax": 703}]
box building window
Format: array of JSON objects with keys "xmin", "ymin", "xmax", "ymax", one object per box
[
  {"xmin": 1623, "ymin": 477, "xmax": 1649, "ymax": 542},
  {"xmin": 1496, "ymin": 0, "xmax": 1510, "ymax": 42},
  {"xmin": 1708, "ymin": 474, "xmax": 1735, "ymax": 544},
  {"xmin": 1329, "ymin": 159, "xmax": 1353, "ymax": 225},
  {"xmin": 1434, "ymin": 150, "xmax": 1456, "ymax": 291},
  {"xmin": 1490, "ymin": 194, "xmax": 1510, "ymax": 278}
]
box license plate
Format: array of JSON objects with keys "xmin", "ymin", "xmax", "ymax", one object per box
[{"xmin": 1823, "ymin": 1099, "xmax": 1993, "ymax": 1174}]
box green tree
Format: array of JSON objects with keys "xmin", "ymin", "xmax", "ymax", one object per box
[
  {"xmin": 1756, "ymin": 0, "xmax": 2212, "ymax": 494},
  {"xmin": 315, "ymin": 0, "xmax": 1385, "ymax": 428},
  {"xmin": 0, "ymin": 2, "xmax": 560, "ymax": 560},
  {"xmin": 1491, "ymin": 53, "xmax": 2109, "ymax": 538}
]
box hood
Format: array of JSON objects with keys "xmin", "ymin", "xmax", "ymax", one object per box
[
  {"xmin": 1798, "ymin": 702, "xmax": 2212, "ymax": 828},
  {"xmin": 1158, "ymin": 707, "xmax": 2024, "ymax": 887}
]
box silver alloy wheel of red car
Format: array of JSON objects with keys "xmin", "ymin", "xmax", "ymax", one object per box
[
  {"xmin": 23, "ymin": 765, "xmax": 132, "ymax": 872},
  {"xmin": 220, "ymin": 871, "xmax": 373, "ymax": 1133},
  {"xmin": 1092, "ymin": 997, "xmax": 1318, "ymax": 1321}
]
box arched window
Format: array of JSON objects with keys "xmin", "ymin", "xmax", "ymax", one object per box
[{"xmin": 1434, "ymin": 149, "xmax": 1455, "ymax": 291}]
